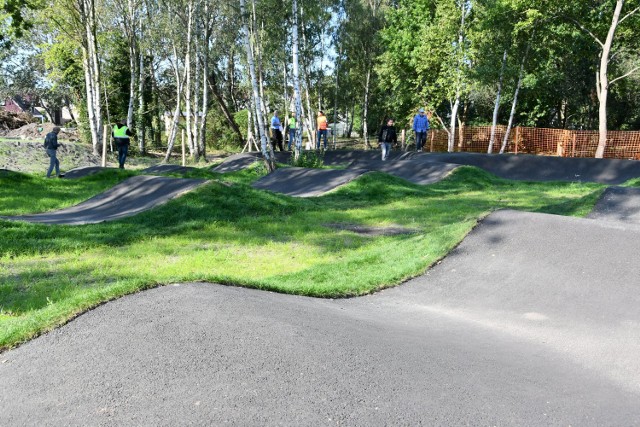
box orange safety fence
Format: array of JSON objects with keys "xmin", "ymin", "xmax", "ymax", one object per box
[{"xmin": 418, "ymin": 126, "xmax": 640, "ymax": 160}]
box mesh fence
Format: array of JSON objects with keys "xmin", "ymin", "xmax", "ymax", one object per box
[{"xmin": 410, "ymin": 126, "xmax": 640, "ymax": 160}]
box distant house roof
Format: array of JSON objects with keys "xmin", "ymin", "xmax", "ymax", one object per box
[{"xmin": 3, "ymin": 96, "xmax": 43, "ymax": 119}]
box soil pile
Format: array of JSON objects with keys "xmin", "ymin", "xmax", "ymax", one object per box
[
  {"xmin": 0, "ymin": 140, "xmax": 102, "ymax": 174},
  {"xmin": 0, "ymin": 110, "xmax": 35, "ymax": 132},
  {"xmin": 3, "ymin": 122, "xmax": 80, "ymax": 141}
]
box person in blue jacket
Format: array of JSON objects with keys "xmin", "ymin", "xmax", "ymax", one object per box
[{"xmin": 412, "ymin": 108, "xmax": 430, "ymax": 152}]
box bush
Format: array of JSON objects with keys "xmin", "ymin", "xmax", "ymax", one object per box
[{"xmin": 289, "ymin": 150, "xmax": 324, "ymax": 168}]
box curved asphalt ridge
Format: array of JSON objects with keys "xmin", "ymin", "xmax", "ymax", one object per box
[
  {"xmin": 211, "ymin": 153, "xmax": 261, "ymax": 173},
  {"xmin": 423, "ymin": 152, "xmax": 640, "ymax": 184},
  {"xmin": 587, "ymin": 186, "xmax": 640, "ymax": 224},
  {"xmin": 1, "ymin": 210, "xmax": 639, "ymax": 425},
  {"xmin": 252, "ymin": 166, "xmax": 369, "ymax": 197},
  {"xmin": 63, "ymin": 166, "xmax": 117, "ymax": 179},
  {"xmin": 0, "ymin": 175, "xmax": 208, "ymax": 225},
  {"xmin": 141, "ymin": 164, "xmax": 199, "ymax": 175}
]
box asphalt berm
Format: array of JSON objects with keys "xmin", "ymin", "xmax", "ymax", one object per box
[
  {"xmin": 1, "ymin": 175, "xmax": 208, "ymax": 225},
  {"xmin": 588, "ymin": 186, "xmax": 640, "ymax": 224},
  {"xmin": 141, "ymin": 164, "xmax": 199, "ymax": 175},
  {"xmin": 1, "ymin": 210, "xmax": 639, "ymax": 425}
]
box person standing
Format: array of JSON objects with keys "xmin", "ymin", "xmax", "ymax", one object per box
[
  {"xmin": 287, "ymin": 115, "xmax": 297, "ymax": 151},
  {"xmin": 378, "ymin": 119, "xmax": 398, "ymax": 161},
  {"xmin": 412, "ymin": 108, "xmax": 430, "ymax": 152},
  {"xmin": 271, "ymin": 111, "xmax": 284, "ymax": 151},
  {"xmin": 112, "ymin": 119, "xmax": 133, "ymax": 169},
  {"xmin": 44, "ymin": 126, "xmax": 62, "ymax": 178},
  {"xmin": 316, "ymin": 111, "xmax": 328, "ymax": 150}
]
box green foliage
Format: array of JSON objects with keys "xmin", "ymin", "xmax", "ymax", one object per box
[
  {"xmin": 205, "ymin": 108, "xmax": 246, "ymax": 150},
  {"xmin": 289, "ymin": 149, "xmax": 324, "ymax": 168}
]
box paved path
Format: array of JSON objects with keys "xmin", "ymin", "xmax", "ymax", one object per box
[
  {"xmin": 1, "ymin": 210, "xmax": 639, "ymax": 425},
  {"xmin": 1, "ymin": 175, "xmax": 208, "ymax": 225}
]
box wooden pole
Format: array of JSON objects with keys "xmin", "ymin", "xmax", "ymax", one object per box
[
  {"xmin": 101, "ymin": 125, "xmax": 108, "ymax": 167},
  {"xmin": 514, "ymin": 126, "xmax": 520, "ymax": 155},
  {"xmin": 181, "ymin": 128, "xmax": 186, "ymax": 166},
  {"xmin": 430, "ymin": 130, "xmax": 435, "ymax": 152}
]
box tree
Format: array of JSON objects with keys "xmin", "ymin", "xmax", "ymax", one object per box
[{"xmin": 566, "ymin": 0, "xmax": 640, "ymax": 157}]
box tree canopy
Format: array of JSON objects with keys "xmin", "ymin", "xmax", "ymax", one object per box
[{"xmin": 1, "ymin": 0, "xmax": 638, "ymax": 156}]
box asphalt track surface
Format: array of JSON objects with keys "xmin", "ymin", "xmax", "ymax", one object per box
[
  {"xmin": 141, "ymin": 164, "xmax": 199, "ymax": 175},
  {"xmin": 422, "ymin": 152, "xmax": 640, "ymax": 184},
  {"xmin": 1, "ymin": 175, "xmax": 207, "ymax": 225},
  {"xmin": 2, "ymin": 210, "xmax": 640, "ymax": 425},
  {"xmin": 211, "ymin": 153, "xmax": 261, "ymax": 173},
  {"xmin": 588, "ymin": 186, "xmax": 640, "ymax": 224},
  {"xmin": 252, "ymin": 167, "xmax": 368, "ymax": 197},
  {"xmin": 63, "ymin": 166, "xmax": 117, "ymax": 179}
]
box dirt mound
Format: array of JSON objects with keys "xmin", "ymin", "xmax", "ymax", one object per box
[
  {"xmin": 0, "ymin": 110, "xmax": 35, "ymax": 131},
  {"xmin": 3, "ymin": 122, "xmax": 79, "ymax": 141},
  {"xmin": 0, "ymin": 140, "xmax": 102, "ymax": 174}
]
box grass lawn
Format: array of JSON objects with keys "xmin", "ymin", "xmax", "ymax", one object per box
[{"xmin": 0, "ymin": 164, "xmax": 605, "ymax": 351}]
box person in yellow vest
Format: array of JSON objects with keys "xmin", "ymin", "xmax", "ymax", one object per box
[
  {"xmin": 287, "ymin": 115, "xmax": 297, "ymax": 151},
  {"xmin": 316, "ymin": 111, "xmax": 328, "ymax": 150},
  {"xmin": 112, "ymin": 119, "xmax": 133, "ymax": 169}
]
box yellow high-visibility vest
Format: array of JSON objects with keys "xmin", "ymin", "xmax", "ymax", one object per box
[{"xmin": 113, "ymin": 125, "xmax": 130, "ymax": 139}]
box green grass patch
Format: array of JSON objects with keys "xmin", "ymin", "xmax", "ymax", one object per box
[{"xmin": 0, "ymin": 166, "xmax": 604, "ymax": 351}]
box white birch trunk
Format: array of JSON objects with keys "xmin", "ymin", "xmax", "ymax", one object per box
[
  {"xmin": 137, "ymin": 35, "xmax": 145, "ymax": 154},
  {"xmin": 500, "ymin": 40, "xmax": 532, "ymax": 154},
  {"xmin": 363, "ymin": 68, "xmax": 371, "ymax": 149},
  {"xmin": 488, "ymin": 48, "xmax": 507, "ymax": 154},
  {"xmin": 595, "ymin": 0, "xmax": 624, "ymax": 158},
  {"xmin": 300, "ymin": 5, "xmax": 315, "ymax": 148},
  {"xmin": 241, "ymin": 0, "xmax": 274, "ymax": 171},
  {"xmin": 183, "ymin": 1, "xmax": 194, "ymax": 158},
  {"xmin": 291, "ymin": 0, "xmax": 304, "ymax": 157},
  {"xmin": 80, "ymin": 0, "xmax": 102, "ymax": 155},
  {"xmin": 164, "ymin": 44, "xmax": 184, "ymax": 162},
  {"xmin": 198, "ymin": 2, "xmax": 211, "ymax": 159},
  {"xmin": 448, "ymin": 95, "xmax": 459, "ymax": 152}
]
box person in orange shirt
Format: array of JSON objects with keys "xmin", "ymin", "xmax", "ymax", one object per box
[{"xmin": 316, "ymin": 111, "xmax": 328, "ymax": 150}]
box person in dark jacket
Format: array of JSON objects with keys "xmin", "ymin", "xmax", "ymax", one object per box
[
  {"xmin": 44, "ymin": 126, "xmax": 62, "ymax": 178},
  {"xmin": 378, "ymin": 119, "xmax": 398, "ymax": 161},
  {"xmin": 112, "ymin": 119, "xmax": 133, "ymax": 169}
]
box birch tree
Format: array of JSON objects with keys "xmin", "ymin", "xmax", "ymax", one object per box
[
  {"xmin": 567, "ymin": 0, "xmax": 640, "ymax": 158},
  {"xmin": 240, "ymin": 0, "xmax": 274, "ymax": 171}
]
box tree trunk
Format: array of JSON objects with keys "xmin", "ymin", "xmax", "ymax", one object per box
[
  {"xmin": 241, "ymin": 0, "xmax": 274, "ymax": 171},
  {"xmin": 208, "ymin": 71, "xmax": 244, "ymax": 145},
  {"xmin": 448, "ymin": 95, "xmax": 459, "ymax": 152},
  {"xmin": 183, "ymin": 1, "xmax": 194, "ymax": 159},
  {"xmin": 164, "ymin": 43, "xmax": 184, "ymax": 163},
  {"xmin": 500, "ymin": 40, "xmax": 531, "ymax": 154},
  {"xmin": 137, "ymin": 32, "xmax": 146, "ymax": 154},
  {"xmin": 595, "ymin": 0, "xmax": 625, "ymax": 158},
  {"xmin": 363, "ymin": 67, "xmax": 371, "ymax": 149},
  {"xmin": 291, "ymin": 0, "xmax": 304, "ymax": 157},
  {"xmin": 488, "ymin": 48, "xmax": 507, "ymax": 154}
]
